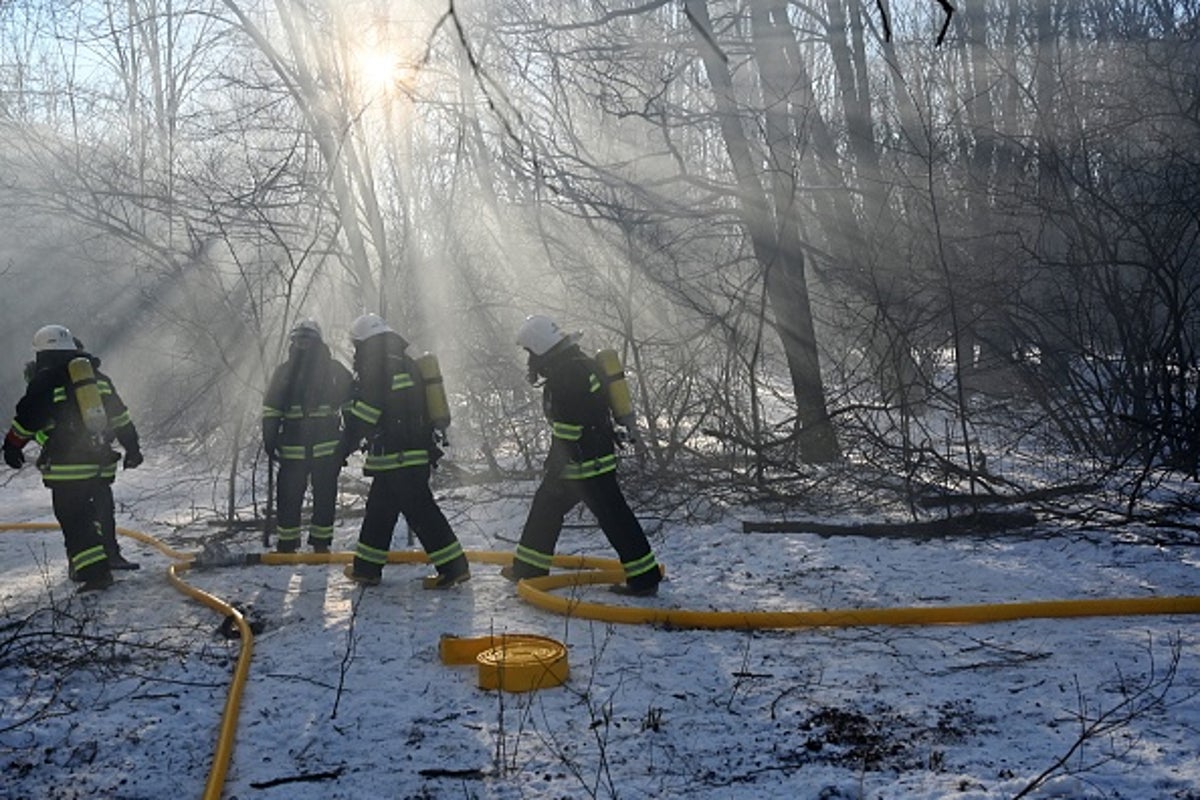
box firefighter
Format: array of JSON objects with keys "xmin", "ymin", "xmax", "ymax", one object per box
[
  {"xmin": 338, "ymin": 313, "xmax": 470, "ymax": 588},
  {"xmin": 262, "ymin": 319, "xmax": 354, "ymax": 553},
  {"xmin": 21, "ymin": 337, "xmax": 140, "ymax": 571},
  {"xmin": 502, "ymin": 314, "xmax": 662, "ymax": 596},
  {"xmin": 3, "ymin": 324, "xmax": 143, "ymax": 591}
]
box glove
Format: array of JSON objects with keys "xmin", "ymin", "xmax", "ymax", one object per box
[
  {"xmin": 262, "ymin": 419, "xmax": 280, "ymax": 460},
  {"xmin": 3, "ymin": 443, "xmax": 25, "ymax": 469},
  {"xmin": 123, "ymin": 449, "xmax": 143, "ymax": 469}
]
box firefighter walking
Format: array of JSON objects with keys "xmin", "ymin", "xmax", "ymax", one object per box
[
  {"xmin": 262, "ymin": 319, "xmax": 354, "ymax": 553},
  {"xmin": 503, "ymin": 314, "xmax": 662, "ymax": 596},
  {"xmin": 3, "ymin": 324, "xmax": 144, "ymax": 591},
  {"xmin": 338, "ymin": 313, "xmax": 470, "ymax": 589}
]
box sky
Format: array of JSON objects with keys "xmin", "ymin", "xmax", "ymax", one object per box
[{"xmin": 2, "ymin": 451, "xmax": 1199, "ymax": 800}]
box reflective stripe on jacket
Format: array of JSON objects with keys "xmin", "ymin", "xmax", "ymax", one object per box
[
  {"xmin": 341, "ymin": 332, "xmax": 434, "ymax": 476},
  {"xmin": 262, "ymin": 342, "xmax": 353, "ymax": 461},
  {"xmin": 540, "ymin": 345, "xmax": 617, "ymax": 480},
  {"xmin": 8, "ymin": 351, "xmax": 139, "ymax": 485}
]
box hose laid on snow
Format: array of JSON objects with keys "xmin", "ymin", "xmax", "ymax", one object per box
[
  {"xmin": 242, "ymin": 550, "xmax": 1200, "ymax": 633},
  {"xmin": 166, "ymin": 561, "xmax": 252, "ymax": 800},
  {"xmin": 513, "ymin": 567, "xmax": 1200, "ymax": 628},
  {"xmin": 6, "ymin": 522, "xmax": 1200, "ymax": 800}
]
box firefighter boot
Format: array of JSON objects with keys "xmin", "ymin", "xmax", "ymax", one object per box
[
  {"xmin": 78, "ymin": 573, "xmax": 115, "ymax": 593},
  {"xmin": 107, "ymin": 550, "xmax": 140, "ymax": 570},
  {"xmin": 77, "ymin": 564, "xmax": 115, "ymax": 593},
  {"xmin": 499, "ymin": 562, "xmax": 546, "ymax": 584},
  {"xmin": 344, "ymin": 564, "xmax": 381, "ymax": 587},
  {"xmin": 609, "ymin": 565, "xmax": 665, "ymax": 597},
  {"xmin": 423, "ymin": 557, "xmax": 470, "ymax": 590}
]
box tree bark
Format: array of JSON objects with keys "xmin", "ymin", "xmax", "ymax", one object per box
[{"xmin": 684, "ymin": 0, "xmax": 840, "ymax": 463}]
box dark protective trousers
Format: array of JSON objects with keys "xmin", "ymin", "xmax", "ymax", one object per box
[
  {"xmin": 49, "ymin": 479, "xmax": 112, "ymax": 582},
  {"xmin": 93, "ymin": 480, "xmax": 124, "ymax": 559},
  {"xmin": 276, "ymin": 455, "xmax": 341, "ymax": 542},
  {"xmin": 352, "ymin": 466, "xmax": 467, "ymax": 578},
  {"xmin": 515, "ymin": 471, "xmax": 657, "ymax": 587}
]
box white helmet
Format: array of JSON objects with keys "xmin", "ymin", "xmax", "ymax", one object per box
[
  {"xmin": 516, "ymin": 314, "xmax": 568, "ymax": 356},
  {"xmin": 33, "ymin": 324, "xmax": 76, "ymax": 352},
  {"xmin": 290, "ymin": 318, "xmax": 323, "ymax": 341},
  {"xmin": 350, "ymin": 313, "xmax": 393, "ymax": 342}
]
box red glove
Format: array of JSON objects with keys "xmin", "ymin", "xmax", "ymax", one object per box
[
  {"xmin": 4, "ymin": 430, "xmax": 27, "ymax": 469},
  {"xmin": 4, "ymin": 445, "xmax": 24, "ymax": 469}
]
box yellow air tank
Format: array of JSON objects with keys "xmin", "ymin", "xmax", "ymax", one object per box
[
  {"xmin": 68, "ymin": 357, "xmax": 109, "ymax": 436},
  {"xmin": 594, "ymin": 348, "xmax": 636, "ymax": 431},
  {"xmin": 416, "ymin": 353, "xmax": 451, "ymax": 432}
]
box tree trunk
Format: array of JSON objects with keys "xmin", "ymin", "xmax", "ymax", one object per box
[{"xmin": 685, "ymin": 0, "xmax": 840, "ymax": 463}]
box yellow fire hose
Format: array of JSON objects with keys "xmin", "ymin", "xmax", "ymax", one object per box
[
  {"xmin": 514, "ymin": 568, "xmax": 1200, "ymax": 628},
  {"xmin": 4, "ymin": 521, "xmax": 1200, "ymax": 800}
]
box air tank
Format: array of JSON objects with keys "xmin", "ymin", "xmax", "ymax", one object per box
[
  {"xmin": 594, "ymin": 348, "xmax": 636, "ymax": 431},
  {"xmin": 416, "ymin": 352, "xmax": 451, "ymax": 432},
  {"xmin": 68, "ymin": 357, "xmax": 109, "ymax": 436}
]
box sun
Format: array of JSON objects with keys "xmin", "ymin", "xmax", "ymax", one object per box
[
  {"xmin": 354, "ymin": 47, "xmax": 398, "ymax": 93},
  {"xmin": 353, "ymin": 46, "xmax": 412, "ymax": 96}
]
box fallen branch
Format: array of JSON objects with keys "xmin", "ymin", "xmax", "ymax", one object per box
[
  {"xmin": 330, "ymin": 590, "xmax": 363, "ymax": 721},
  {"xmin": 249, "ymin": 767, "xmax": 345, "ymax": 788},
  {"xmin": 417, "ymin": 767, "xmax": 488, "ymax": 779},
  {"xmin": 741, "ymin": 510, "xmax": 1038, "ymax": 538},
  {"xmin": 916, "ymin": 483, "xmax": 1099, "ymax": 509}
]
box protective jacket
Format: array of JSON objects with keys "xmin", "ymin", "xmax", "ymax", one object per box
[
  {"xmin": 262, "ymin": 341, "xmax": 353, "ymax": 461},
  {"xmin": 5, "ymin": 350, "xmax": 140, "ymax": 484},
  {"xmin": 341, "ymin": 331, "xmax": 436, "ymax": 474},
  {"xmin": 536, "ymin": 343, "xmax": 618, "ymax": 480}
]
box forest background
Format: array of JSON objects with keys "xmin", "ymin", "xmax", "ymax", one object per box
[{"xmin": 2, "ymin": 0, "xmax": 1199, "ymax": 516}]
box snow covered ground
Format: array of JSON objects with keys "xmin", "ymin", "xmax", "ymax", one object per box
[{"xmin": 2, "ymin": 452, "xmax": 1199, "ymax": 800}]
